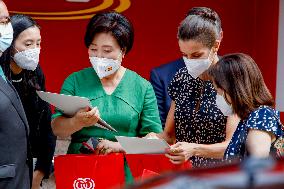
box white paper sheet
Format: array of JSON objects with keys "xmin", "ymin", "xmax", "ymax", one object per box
[
  {"xmin": 36, "ymin": 91, "xmax": 117, "ymax": 132},
  {"xmin": 116, "ymin": 136, "xmax": 170, "ymax": 154}
]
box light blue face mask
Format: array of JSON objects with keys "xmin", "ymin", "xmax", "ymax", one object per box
[{"xmin": 0, "ymin": 23, "xmax": 14, "ymax": 53}]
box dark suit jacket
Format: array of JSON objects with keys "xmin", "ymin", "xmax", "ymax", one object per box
[
  {"xmin": 9, "ymin": 66, "xmax": 56, "ymax": 178},
  {"xmin": 0, "ymin": 78, "xmax": 32, "ymax": 189},
  {"xmin": 150, "ymin": 58, "xmax": 185, "ymax": 127}
]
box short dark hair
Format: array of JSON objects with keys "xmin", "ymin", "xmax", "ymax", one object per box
[
  {"xmin": 178, "ymin": 7, "xmax": 222, "ymax": 48},
  {"xmin": 208, "ymin": 53, "xmax": 274, "ymax": 120},
  {"xmin": 84, "ymin": 11, "xmax": 134, "ymax": 54}
]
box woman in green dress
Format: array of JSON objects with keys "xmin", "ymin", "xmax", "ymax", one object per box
[{"xmin": 51, "ymin": 12, "xmax": 162, "ymax": 183}]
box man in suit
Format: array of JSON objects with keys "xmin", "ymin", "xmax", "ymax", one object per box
[
  {"xmin": 150, "ymin": 7, "xmax": 223, "ymax": 127},
  {"xmin": 0, "ymin": 1, "xmax": 32, "ymax": 188},
  {"xmin": 150, "ymin": 58, "xmax": 184, "ymax": 127}
]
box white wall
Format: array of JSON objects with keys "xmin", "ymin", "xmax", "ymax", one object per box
[{"xmin": 276, "ymin": 0, "xmax": 284, "ymax": 111}]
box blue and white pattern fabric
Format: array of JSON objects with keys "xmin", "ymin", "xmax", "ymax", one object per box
[{"xmin": 224, "ymin": 106, "xmax": 283, "ymax": 162}]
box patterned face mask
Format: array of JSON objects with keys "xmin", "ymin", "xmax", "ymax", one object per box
[
  {"xmin": 89, "ymin": 52, "xmax": 122, "ymax": 79},
  {"xmin": 13, "ymin": 48, "xmax": 40, "ymax": 71}
]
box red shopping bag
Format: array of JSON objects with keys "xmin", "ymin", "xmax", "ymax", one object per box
[
  {"xmin": 54, "ymin": 153, "xmax": 125, "ymax": 189},
  {"xmin": 141, "ymin": 169, "xmax": 160, "ymax": 180},
  {"xmin": 125, "ymin": 154, "xmax": 191, "ymax": 180}
]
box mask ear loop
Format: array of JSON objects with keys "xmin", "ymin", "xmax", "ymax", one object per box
[
  {"xmin": 117, "ymin": 50, "xmax": 123, "ymax": 61},
  {"xmin": 116, "ymin": 50, "xmax": 124, "ymax": 62},
  {"xmin": 13, "ymin": 46, "xmax": 20, "ymax": 53}
]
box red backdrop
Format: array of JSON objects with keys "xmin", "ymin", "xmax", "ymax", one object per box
[{"xmin": 6, "ymin": 0, "xmax": 282, "ymax": 119}]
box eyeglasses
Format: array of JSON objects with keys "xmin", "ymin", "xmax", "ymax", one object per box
[{"xmin": 0, "ymin": 16, "xmax": 11, "ymax": 25}]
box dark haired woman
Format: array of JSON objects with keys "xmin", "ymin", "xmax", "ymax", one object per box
[
  {"xmin": 147, "ymin": 7, "xmax": 240, "ymax": 168},
  {"xmin": 51, "ymin": 12, "xmax": 162, "ymax": 182},
  {"xmin": 208, "ymin": 53, "xmax": 283, "ymax": 161},
  {"xmin": 0, "ymin": 14, "xmax": 56, "ymax": 189}
]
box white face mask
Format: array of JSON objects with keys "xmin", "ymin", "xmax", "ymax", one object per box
[
  {"xmin": 183, "ymin": 49, "xmax": 214, "ymax": 79},
  {"xmin": 216, "ymin": 92, "xmax": 233, "ymax": 116},
  {"xmin": 89, "ymin": 52, "xmax": 122, "ymax": 79},
  {"xmin": 13, "ymin": 48, "xmax": 40, "ymax": 71},
  {"xmin": 0, "ymin": 22, "xmax": 14, "ymax": 54}
]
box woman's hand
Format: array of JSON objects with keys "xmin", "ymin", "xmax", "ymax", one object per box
[
  {"xmin": 144, "ymin": 132, "xmax": 159, "ymax": 139},
  {"xmin": 72, "ymin": 107, "xmax": 100, "ymax": 129},
  {"xmin": 95, "ymin": 139, "xmax": 124, "ymax": 155},
  {"xmin": 31, "ymin": 170, "xmax": 45, "ymax": 189},
  {"xmin": 165, "ymin": 142, "xmax": 197, "ymax": 164}
]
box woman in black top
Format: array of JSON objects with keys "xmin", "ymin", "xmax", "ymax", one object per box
[
  {"xmin": 0, "ymin": 14, "xmax": 56, "ymax": 189},
  {"xmin": 147, "ymin": 7, "xmax": 240, "ymax": 167}
]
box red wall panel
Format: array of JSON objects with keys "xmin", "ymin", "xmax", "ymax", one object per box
[{"xmin": 6, "ymin": 0, "xmax": 281, "ymax": 118}]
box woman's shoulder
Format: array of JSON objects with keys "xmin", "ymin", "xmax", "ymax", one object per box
[
  {"xmin": 248, "ymin": 106, "xmax": 279, "ymax": 119},
  {"xmin": 65, "ymin": 67, "xmax": 96, "ymax": 81},
  {"xmin": 118, "ymin": 69, "xmax": 154, "ymax": 102},
  {"xmin": 114, "ymin": 69, "xmax": 154, "ymax": 111},
  {"xmin": 34, "ymin": 65, "xmax": 44, "ymax": 76},
  {"xmin": 72, "ymin": 67, "xmax": 94, "ymax": 76},
  {"xmin": 246, "ymin": 106, "xmax": 282, "ymax": 136},
  {"xmin": 126, "ymin": 69, "xmax": 152, "ymax": 88},
  {"xmin": 32, "ymin": 65, "xmax": 45, "ymax": 86}
]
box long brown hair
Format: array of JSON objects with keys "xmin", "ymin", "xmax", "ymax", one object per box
[{"xmin": 208, "ymin": 53, "xmax": 274, "ymax": 120}]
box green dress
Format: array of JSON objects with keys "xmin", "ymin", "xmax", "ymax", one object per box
[{"xmin": 52, "ymin": 67, "xmax": 162, "ymax": 183}]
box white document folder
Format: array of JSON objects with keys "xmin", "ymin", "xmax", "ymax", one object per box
[
  {"xmin": 115, "ymin": 136, "xmax": 170, "ymax": 154},
  {"xmin": 36, "ymin": 91, "xmax": 117, "ymax": 132}
]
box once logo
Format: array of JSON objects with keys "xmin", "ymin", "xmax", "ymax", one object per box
[{"xmin": 73, "ymin": 178, "xmax": 95, "ymax": 189}]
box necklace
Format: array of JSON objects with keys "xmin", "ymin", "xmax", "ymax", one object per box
[{"xmin": 12, "ymin": 78, "xmax": 23, "ymax": 83}]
